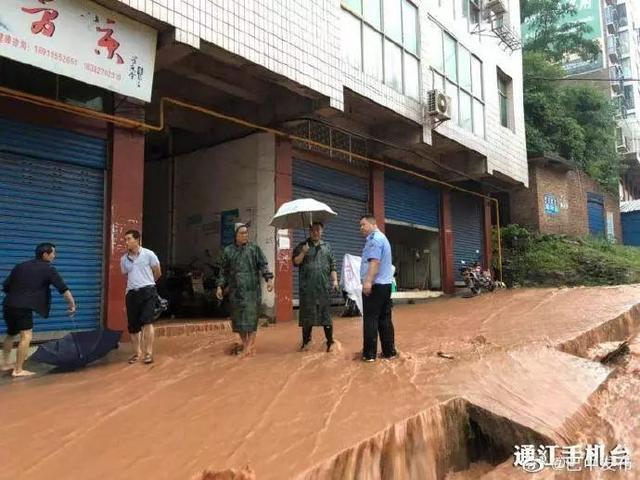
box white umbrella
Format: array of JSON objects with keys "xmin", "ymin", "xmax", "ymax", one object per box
[{"xmin": 270, "ymin": 198, "xmax": 337, "ymax": 229}]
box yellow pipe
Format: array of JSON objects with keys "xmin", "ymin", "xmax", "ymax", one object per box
[{"xmin": 0, "ymin": 84, "xmax": 504, "ymax": 280}]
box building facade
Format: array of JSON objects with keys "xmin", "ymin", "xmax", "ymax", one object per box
[
  {"xmin": 1, "ymin": 0, "xmax": 528, "ymax": 335},
  {"xmin": 511, "ymin": 155, "xmax": 622, "ymax": 241}
]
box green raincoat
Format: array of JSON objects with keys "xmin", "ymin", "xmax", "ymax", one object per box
[
  {"xmin": 293, "ymin": 239, "xmax": 336, "ymax": 328},
  {"xmin": 217, "ymin": 243, "xmax": 273, "ymax": 333}
]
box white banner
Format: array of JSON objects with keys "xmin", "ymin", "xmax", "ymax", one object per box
[
  {"xmin": 0, "ymin": 0, "xmax": 157, "ymax": 102},
  {"xmin": 341, "ymin": 254, "xmax": 363, "ymax": 317}
]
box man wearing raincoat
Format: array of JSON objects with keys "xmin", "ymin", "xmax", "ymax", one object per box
[
  {"xmin": 292, "ymin": 222, "xmax": 339, "ymax": 352},
  {"xmin": 216, "ymin": 223, "xmax": 274, "ymax": 357}
]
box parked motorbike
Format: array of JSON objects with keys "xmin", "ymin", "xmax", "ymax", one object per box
[
  {"xmin": 459, "ymin": 251, "xmax": 496, "ymax": 296},
  {"xmin": 159, "ymin": 252, "xmax": 228, "ymax": 318}
]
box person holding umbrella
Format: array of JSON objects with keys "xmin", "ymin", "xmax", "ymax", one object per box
[
  {"xmin": 216, "ymin": 223, "xmax": 274, "ymax": 357},
  {"xmin": 293, "ymin": 222, "xmax": 339, "ymax": 352},
  {"xmin": 2, "ymin": 243, "xmax": 76, "ymax": 377}
]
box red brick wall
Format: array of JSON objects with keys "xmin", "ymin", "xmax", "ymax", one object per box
[
  {"xmin": 511, "ymin": 164, "xmax": 622, "ymax": 241},
  {"xmin": 509, "ymin": 165, "xmax": 540, "ymax": 231},
  {"xmin": 274, "ymin": 138, "xmax": 294, "ymax": 322}
]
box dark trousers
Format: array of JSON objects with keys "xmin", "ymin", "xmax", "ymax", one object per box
[
  {"xmin": 302, "ymin": 325, "xmax": 333, "ymax": 345},
  {"xmin": 362, "ymin": 284, "xmax": 395, "ymax": 359}
]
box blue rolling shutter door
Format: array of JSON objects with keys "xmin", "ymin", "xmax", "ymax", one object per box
[
  {"xmin": 622, "ymin": 212, "xmax": 640, "ymax": 246},
  {"xmin": 587, "ymin": 193, "xmax": 605, "ymax": 237},
  {"xmin": 292, "ymin": 159, "xmax": 368, "ymax": 300},
  {"xmin": 451, "ymin": 192, "xmax": 484, "ymax": 282},
  {"xmin": 0, "ymin": 118, "xmax": 106, "ymax": 334},
  {"xmin": 384, "ymin": 172, "xmax": 440, "ymax": 228}
]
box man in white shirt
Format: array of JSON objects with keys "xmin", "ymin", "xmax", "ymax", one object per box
[{"xmin": 120, "ymin": 230, "xmax": 161, "ymax": 364}]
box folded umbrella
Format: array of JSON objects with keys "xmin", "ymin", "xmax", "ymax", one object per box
[
  {"xmin": 31, "ymin": 328, "xmax": 122, "ymax": 370},
  {"xmin": 270, "ymin": 198, "xmax": 337, "ymax": 229}
]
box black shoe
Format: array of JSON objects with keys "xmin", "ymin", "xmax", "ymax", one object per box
[
  {"xmin": 299, "ymin": 342, "xmax": 310, "ymax": 352},
  {"xmin": 382, "ymin": 351, "xmax": 398, "ymax": 360},
  {"xmin": 326, "ymin": 340, "xmax": 334, "ymax": 352},
  {"xmin": 361, "ymin": 356, "xmax": 375, "ymax": 363}
]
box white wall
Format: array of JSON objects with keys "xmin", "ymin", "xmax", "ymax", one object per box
[
  {"xmin": 118, "ymin": 0, "xmax": 527, "ymax": 186},
  {"xmin": 146, "ymin": 133, "xmax": 277, "ymax": 316}
]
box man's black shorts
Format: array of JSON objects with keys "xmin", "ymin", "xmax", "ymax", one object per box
[
  {"xmin": 125, "ymin": 286, "xmax": 157, "ymax": 334},
  {"xmin": 3, "ymin": 305, "xmax": 34, "ymax": 336}
]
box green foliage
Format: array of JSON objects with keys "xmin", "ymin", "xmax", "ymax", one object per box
[
  {"xmin": 521, "ymin": 35, "xmax": 621, "ymax": 192},
  {"xmin": 521, "ymin": 0, "xmax": 601, "ymax": 62},
  {"xmin": 496, "ymin": 225, "xmax": 640, "ymax": 287}
]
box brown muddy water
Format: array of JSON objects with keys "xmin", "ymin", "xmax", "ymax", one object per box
[{"xmin": 0, "ymin": 286, "xmax": 639, "ymax": 480}]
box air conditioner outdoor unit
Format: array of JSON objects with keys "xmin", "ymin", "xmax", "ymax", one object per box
[
  {"xmin": 426, "ymin": 90, "xmax": 451, "ymax": 122},
  {"xmin": 608, "ymin": 39, "xmax": 619, "ymax": 63},
  {"xmin": 484, "ymin": 0, "xmax": 507, "ymax": 16}
]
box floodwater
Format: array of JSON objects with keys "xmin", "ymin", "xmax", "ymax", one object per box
[{"xmin": 0, "ymin": 286, "xmax": 639, "ymax": 480}]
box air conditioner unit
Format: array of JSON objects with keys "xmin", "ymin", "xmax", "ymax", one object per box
[
  {"xmin": 426, "ymin": 90, "xmax": 451, "ymax": 122},
  {"xmin": 484, "ymin": 0, "xmax": 507, "ymax": 16},
  {"xmin": 612, "ymin": 81, "xmax": 623, "ymax": 94}
]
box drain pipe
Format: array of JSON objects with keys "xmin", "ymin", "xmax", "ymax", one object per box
[{"xmin": 168, "ymin": 128, "xmax": 176, "ymax": 265}]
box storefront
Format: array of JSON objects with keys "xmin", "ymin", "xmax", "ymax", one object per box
[
  {"xmin": 0, "ymin": 117, "xmax": 107, "ymax": 334},
  {"xmin": 451, "ymin": 191, "xmax": 485, "ymax": 283},
  {"xmin": 0, "ymin": 0, "xmax": 156, "ymax": 336},
  {"xmin": 384, "ymin": 171, "xmax": 442, "ymax": 290},
  {"xmin": 291, "ymin": 157, "xmax": 369, "ymax": 302}
]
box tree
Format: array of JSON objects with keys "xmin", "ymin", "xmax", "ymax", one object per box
[
  {"xmin": 521, "ymin": 1, "xmax": 621, "ymax": 193},
  {"xmin": 521, "ymin": 0, "xmax": 601, "ymax": 62}
]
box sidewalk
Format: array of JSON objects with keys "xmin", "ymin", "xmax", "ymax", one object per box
[{"xmin": 1, "ymin": 286, "xmax": 639, "ymax": 480}]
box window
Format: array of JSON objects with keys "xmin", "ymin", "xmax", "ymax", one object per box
[
  {"xmin": 497, "ymin": 69, "xmax": 512, "ymax": 129},
  {"xmin": 444, "ymin": 33, "xmax": 457, "ymax": 82},
  {"xmin": 459, "ymin": 46, "xmax": 471, "ymax": 91},
  {"xmin": 343, "ymin": 0, "xmax": 362, "ymax": 14},
  {"xmin": 624, "ymin": 84, "xmax": 635, "ymax": 110},
  {"xmin": 384, "ymin": 40, "xmax": 403, "ymax": 91},
  {"xmin": 384, "ymin": 0, "xmax": 402, "ymax": 43},
  {"xmin": 471, "ymin": 55, "xmax": 483, "ymax": 98},
  {"xmin": 364, "ymin": 26, "xmax": 384, "ymax": 81},
  {"xmin": 428, "ymin": 20, "xmax": 444, "ymax": 71},
  {"xmin": 363, "ymin": 0, "xmax": 381, "ymax": 28},
  {"xmin": 342, "ymin": 10, "xmax": 362, "ymax": 69},
  {"xmin": 619, "ymin": 31, "xmax": 630, "ymax": 55},
  {"xmin": 460, "ymin": 0, "xmax": 480, "ymax": 31},
  {"xmin": 429, "ymin": 24, "xmax": 485, "ymax": 136},
  {"xmin": 622, "ymin": 57, "xmax": 632, "ymax": 79},
  {"xmin": 618, "ymin": 4, "xmax": 628, "ymax": 28},
  {"xmin": 340, "ymin": 0, "xmax": 421, "ymax": 99}
]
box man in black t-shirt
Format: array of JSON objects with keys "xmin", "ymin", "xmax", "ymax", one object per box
[{"xmin": 2, "ymin": 243, "xmax": 76, "ymax": 377}]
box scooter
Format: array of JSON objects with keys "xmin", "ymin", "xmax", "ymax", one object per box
[{"xmin": 459, "ymin": 251, "xmax": 496, "ymax": 296}]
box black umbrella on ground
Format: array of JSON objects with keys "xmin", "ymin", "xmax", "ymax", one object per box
[{"xmin": 31, "ymin": 328, "xmax": 122, "ymax": 371}]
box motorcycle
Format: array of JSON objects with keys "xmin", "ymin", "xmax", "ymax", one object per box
[
  {"xmin": 459, "ymin": 251, "xmax": 496, "ymax": 296},
  {"xmin": 159, "ymin": 251, "xmax": 228, "ymax": 318}
]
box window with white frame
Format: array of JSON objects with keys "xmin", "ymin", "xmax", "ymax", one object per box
[
  {"xmin": 624, "ymin": 84, "xmax": 635, "ymax": 110},
  {"xmin": 428, "ymin": 21, "xmax": 484, "ymax": 137},
  {"xmin": 497, "ymin": 69, "xmax": 513, "ymax": 129},
  {"xmin": 341, "ymin": 0, "xmax": 420, "ymax": 99},
  {"xmin": 619, "ymin": 30, "xmax": 630, "ymax": 56},
  {"xmin": 461, "ymin": 0, "xmax": 480, "ymax": 32}
]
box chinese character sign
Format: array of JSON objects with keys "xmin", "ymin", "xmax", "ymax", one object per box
[
  {"xmin": 544, "ymin": 194, "xmax": 560, "ymax": 216},
  {"xmin": 0, "ymin": 0, "xmax": 157, "ymax": 101},
  {"xmin": 514, "ymin": 444, "xmax": 632, "ymax": 473}
]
